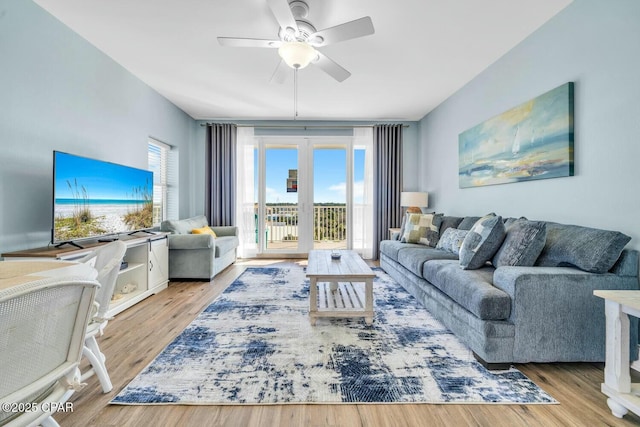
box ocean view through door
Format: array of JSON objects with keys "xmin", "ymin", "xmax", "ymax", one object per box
[{"xmin": 256, "ymin": 138, "xmax": 361, "ymax": 255}]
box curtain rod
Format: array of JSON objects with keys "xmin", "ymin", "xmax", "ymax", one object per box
[{"xmin": 199, "ymin": 123, "xmax": 410, "ymax": 128}]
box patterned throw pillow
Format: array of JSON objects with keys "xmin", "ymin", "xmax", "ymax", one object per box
[
  {"xmin": 401, "ymin": 213, "xmax": 442, "ymax": 247},
  {"xmin": 436, "ymin": 228, "xmax": 468, "ymax": 256},
  {"xmin": 459, "ymin": 214, "xmax": 506, "ymax": 270},
  {"xmin": 492, "ymin": 220, "xmax": 547, "ymax": 267}
]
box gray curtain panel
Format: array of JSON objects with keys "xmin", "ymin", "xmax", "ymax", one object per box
[
  {"xmin": 205, "ymin": 123, "xmax": 237, "ymax": 226},
  {"xmin": 373, "ymin": 124, "xmax": 403, "ymax": 259}
]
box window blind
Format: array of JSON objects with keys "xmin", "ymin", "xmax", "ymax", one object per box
[{"xmin": 148, "ymin": 138, "xmax": 178, "ymax": 224}]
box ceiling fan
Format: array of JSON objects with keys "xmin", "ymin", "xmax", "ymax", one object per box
[{"xmin": 217, "ymin": 0, "xmax": 375, "ymax": 83}]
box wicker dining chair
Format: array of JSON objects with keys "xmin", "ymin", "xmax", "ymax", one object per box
[
  {"xmin": 77, "ymin": 240, "xmax": 127, "ymax": 393},
  {"xmin": 0, "ymin": 277, "xmax": 99, "ymax": 427}
]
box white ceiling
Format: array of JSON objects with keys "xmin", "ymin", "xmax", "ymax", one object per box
[{"xmin": 34, "ymin": 0, "xmax": 572, "ymax": 121}]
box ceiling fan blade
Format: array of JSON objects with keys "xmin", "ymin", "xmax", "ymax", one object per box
[
  {"xmin": 218, "ymin": 37, "xmax": 281, "ymax": 48},
  {"xmin": 308, "ymin": 16, "xmax": 375, "ymax": 47},
  {"xmin": 270, "ymin": 60, "xmax": 289, "ymax": 84},
  {"xmin": 266, "ymin": 0, "xmax": 298, "ymax": 34},
  {"xmin": 313, "ymin": 51, "xmax": 351, "ymax": 82}
]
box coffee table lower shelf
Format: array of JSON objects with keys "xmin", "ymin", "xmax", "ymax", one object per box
[{"xmin": 309, "ymin": 280, "xmax": 373, "ymax": 325}]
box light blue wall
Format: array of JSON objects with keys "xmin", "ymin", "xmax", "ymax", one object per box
[
  {"xmin": 0, "ymin": 0, "xmax": 196, "ymax": 253},
  {"xmin": 192, "ymin": 120, "xmax": 419, "ymax": 216},
  {"xmin": 418, "ymin": 0, "xmax": 640, "ymax": 250}
]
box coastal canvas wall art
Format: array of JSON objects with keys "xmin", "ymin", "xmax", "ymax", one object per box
[{"xmin": 458, "ymin": 82, "xmax": 574, "ymax": 188}]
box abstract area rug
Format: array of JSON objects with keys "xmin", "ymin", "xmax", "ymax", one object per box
[{"xmin": 112, "ymin": 267, "xmax": 556, "ymax": 405}]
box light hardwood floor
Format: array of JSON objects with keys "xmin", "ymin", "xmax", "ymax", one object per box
[{"xmin": 57, "ymin": 260, "xmax": 640, "ymax": 427}]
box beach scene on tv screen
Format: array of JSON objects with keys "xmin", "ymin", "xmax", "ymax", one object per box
[{"xmin": 54, "ymin": 152, "xmax": 153, "ymax": 242}]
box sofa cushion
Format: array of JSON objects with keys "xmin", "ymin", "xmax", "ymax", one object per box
[
  {"xmin": 492, "ymin": 220, "xmax": 547, "ymax": 267},
  {"xmin": 422, "ymin": 260, "xmax": 510, "ymax": 320},
  {"xmin": 503, "ymin": 216, "xmax": 527, "ymax": 227},
  {"xmin": 459, "ymin": 214, "xmax": 506, "ymax": 270},
  {"xmin": 397, "ymin": 247, "xmax": 459, "ymax": 277},
  {"xmin": 379, "ymin": 240, "xmax": 424, "ymax": 261},
  {"xmin": 436, "ymin": 228, "xmax": 468, "ymax": 255},
  {"xmin": 214, "ymin": 236, "xmax": 239, "ymax": 258},
  {"xmin": 168, "ymin": 234, "xmax": 214, "ymax": 250},
  {"xmin": 210, "ymin": 226, "xmax": 238, "ymax": 237},
  {"xmin": 535, "ymin": 222, "xmax": 631, "ymax": 273},
  {"xmin": 401, "ymin": 213, "xmax": 443, "ymax": 246},
  {"xmin": 458, "ymin": 216, "xmax": 482, "ymax": 230},
  {"xmin": 161, "ymin": 215, "xmax": 208, "ymax": 235},
  {"xmin": 439, "ymin": 216, "xmax": 464, "ymax": 236}
]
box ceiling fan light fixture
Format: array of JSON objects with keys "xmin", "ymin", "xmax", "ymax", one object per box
[
  {"xmin": 278, "ymin": 41, "xmax": 316, "ymax": 69},
  {"xmin": 309, "ymin": 35, "xmax": 324, "ymax": 46}
]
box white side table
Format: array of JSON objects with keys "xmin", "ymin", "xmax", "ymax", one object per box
[
  {"xmin": 388, "ymin": 228, "xmax": 401, "ymax": 240},
  {"xmin": 593, "ymin": 290, "xmax": 640, "ymax": 418}
]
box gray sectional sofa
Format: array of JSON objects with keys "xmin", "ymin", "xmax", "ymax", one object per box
[
  {"xmin": 380, "ymin": 214, "xmax": 639, "ymax": 367},
  {"xmin": 160, "ymin": 215, "xmax": 239, "ymax": 280}
]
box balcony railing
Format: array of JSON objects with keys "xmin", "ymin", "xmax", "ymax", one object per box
[{"xmin": 261, "ymin": 204, "xmax": 346, "ymax": 247}]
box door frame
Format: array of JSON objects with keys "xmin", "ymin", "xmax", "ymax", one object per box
[{"xmin": 256, "ymin": 136, "xmax": 354, "ymax": 257}]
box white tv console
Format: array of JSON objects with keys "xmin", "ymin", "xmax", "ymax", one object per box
[{"xmin": 1, "ymin": 232, "xmax": 169, "ymax": 317}]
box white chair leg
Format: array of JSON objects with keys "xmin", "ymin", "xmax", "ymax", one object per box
[{"xmin": 83, "ymin": 336, "xmax": 113, "ymax": 393}]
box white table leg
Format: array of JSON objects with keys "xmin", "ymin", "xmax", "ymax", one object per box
[
  {"xmin": 330, "ymin": 281, "xmax": 338, "ymax": 292},
  {"xmin": 309, "ymin": 277, "xmax": 318, "ymax": 325},
  {"xmin": 604, "ymin": 299, "xmax": 631, "ymax": 417},
  {"xmin": 364, "ymin": 278, "xmax": 373, "ymax": 325},
  {"xmin": 607, "ymin": 398, "xmax": 630, "ymax": 419}
]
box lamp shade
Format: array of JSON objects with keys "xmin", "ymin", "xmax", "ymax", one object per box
[
  {"xmin": 400, "ymin": 192, "xmax": 428, "ymax": 208},
  {"xmin": 278, "ymin": 41, "xmax": 317, "ymax": 69}
]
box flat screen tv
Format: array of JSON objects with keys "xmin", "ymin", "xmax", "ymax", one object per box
[{"xmin": 52, "ymin": 151, "xmax": 154, "ymax": 247}]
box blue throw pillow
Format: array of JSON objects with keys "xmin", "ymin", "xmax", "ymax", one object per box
[
  {"xmin": 436, "ymin": 228, "xmax": 468, "ymax": 256},
  {"xmin": 492, "ymin": 220, "xmax": 547, "ymax": 267},
  {"xmin": 459, "ymin": 214, "xmax": 506, "ymax": 270},
  {"xmin": 535, "ymin": 223, "xmax": 631, "ymax": 273}
]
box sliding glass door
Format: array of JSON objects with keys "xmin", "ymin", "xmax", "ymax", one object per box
[
  {"xmin": 260, "ymin": 143, "xmax": 305, "ymax": 253},
  {"xmin": 252, "ymin": 135, "xmax": 371, "ymax": 257},
  {"xmin": 313, "ymin": 146, "xmax": 348, "ymax": 250}
]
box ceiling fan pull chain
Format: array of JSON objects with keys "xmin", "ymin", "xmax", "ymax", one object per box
[{"xmin": 294, "ymin": 67, "xmax": 298, "ymax": 120}]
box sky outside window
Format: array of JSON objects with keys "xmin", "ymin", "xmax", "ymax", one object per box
[
  {"xmin": 254, "ymin": 146, "xmax": 364, "ymax": 204},
  {"xmin": 314, "ymin": 148, "xmax": 346, "ymax": 204}
]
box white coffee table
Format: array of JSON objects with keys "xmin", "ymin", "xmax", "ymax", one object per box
[{"xmin": 306, "ymin": 250, "xmax": 376, "ymax": 325}]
